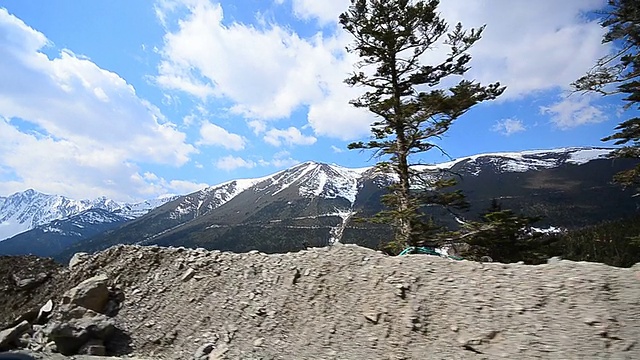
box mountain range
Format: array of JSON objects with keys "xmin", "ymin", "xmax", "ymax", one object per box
[
  {"xmin": 0, "ymin": 190, "xmax": 179, "ymax": 240},
  {"xmin": 1, "ymin": 147, "xmax": 638, "ymax": 261}
]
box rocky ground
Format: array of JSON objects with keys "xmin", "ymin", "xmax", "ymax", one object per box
[
  {"xmin": 0, "ymin": 256, "xmax": 66, "ymax": 330},
  {"xmin": 1, "ymin": 244, "xmax": 640, "ymax": 359}
]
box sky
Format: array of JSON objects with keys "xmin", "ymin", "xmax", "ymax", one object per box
[{"xmin": 0, "ymin": 0, "xmax": 631, "ymax": 202}]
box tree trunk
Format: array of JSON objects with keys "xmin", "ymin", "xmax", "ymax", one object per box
[
  {"xmin": 391, "ymin": 54, "xmax": 413, "ymax": 249},
  {"xmin": 395, "ymin": 135, "xmax": 412, "ymax": 247}
]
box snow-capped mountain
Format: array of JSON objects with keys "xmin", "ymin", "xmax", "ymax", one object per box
[
  {"xmin": 0, "ymin": 190, "xmax": 179, "ymax": 241},
  {"xmin": 0, "ymin": 208, "xmax": 130, "ymax": 257},
  {"xmin": 422, "ymin": 147, "xmax": 613, "ymax": 174},
  {"xmin": 56, "ymin": 146, "xmax": 639, "ymax": 261}
]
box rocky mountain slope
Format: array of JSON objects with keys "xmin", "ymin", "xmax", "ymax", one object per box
[
  {"xmin": 57, "ymin": 147, "xmax": 640, "ymax": 261},
  {"xmin": 0, "ymin": 189, "xmax": 178, "ymax": 241},
  {"xmin": 1, "ymin": 244, "xmax": 639, "ymax": 359}
]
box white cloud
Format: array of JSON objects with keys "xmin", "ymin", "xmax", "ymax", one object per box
[
  {"xmin": 197, "ymin": 121, "xmax": 246, "ymax": 150},
  {"xmin": 258, "ymin": 150, "xmax": 300, "ymax": 168},
  {"xmin": 270, "ymin": 157, "xmax": 300, "ymax": 168},
  {"xmin": 289, "ymin": 0, "xmax": 347, "ymax": 25},
  {"xmin": 156, "ymin": 0, "xmax": 330, "ymax": 119},
  {"xmin": 155, "ymin": 0, "xmax": 374, "ymax": 140},
  {"xmin": 134, "ymin": 171, "xmax": 209, "ymax": 195},
  {"xmin": 247, "ymin": 119, "xmax": 267, "ymax": 135},
  {"xmin": 540, "ymin": 94, "xmax": 608, "ymax": 129},
  {"xmin": 492, "ymin": 118, "xmax": 526, "ymax": 136},
  {"xmin": 158, "ymin": 0, "xmax": 611, "ymax": 142},
  {"xmin": 215, "ymin": 155, "xmax": 256, "ymax": 171},
  {"xmin": 165, "ymin": 179, "xmax": 209, "ymax": 194},
  {"xmin": 263, "ymin": 127, "xmax": 317, "ymax": 147},
  {"xmin": 434, "ymin": 0, "xmax": 609, "ymax": 100},
  {"xmin": 331, "ymin": 145, "xmax": 344, "ymax": 153},
  {"xmin": 0, "ymin": 9, "xmax": 197, "ymax": 201}
]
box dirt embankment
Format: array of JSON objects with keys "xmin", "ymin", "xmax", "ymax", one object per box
[{"xmin": 2, "ymin": 244, "xmax": 640, "ymax": 359}]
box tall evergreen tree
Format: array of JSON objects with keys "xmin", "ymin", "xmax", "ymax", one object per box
[
  {"xmin": 572, "ymin": 0, "xmax": 640, "ymax": 195},
  {"xmin": 339, "ymin": 0, "xmax": 504, "ymax": 251}
]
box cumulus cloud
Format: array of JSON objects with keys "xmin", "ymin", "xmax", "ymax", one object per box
[
  {"xmin": 155, "ymin": 0, "xmax": 374, "ymax": 140},
  {"xmin": 540, "ymin": 94, "xmax": 608, "ymax": 130},
  {"xmin": 215, "ymin": 155, "xmax": 257, "ymax": 171},
  {"xmin": 263, "ymin": 127, "xmax": 317, "ymax": 147},
  {"xmin": 492, "ymin": 118, "xmax": 526, "ymax": 136},
  {"xmin": 134, "ymin": 171, "xmax": 209, "ymax": 195},
  {"xmin": 258, "ymin": 150, "xmax": 300, "ymax": 168},
  {"xmin": 157, "ymin": 0, "xmax": 611, "ymax": 143},
  {"xmin": 0, "ymin": 8, "xmax": 196, "ymax": 201},
  {"xmin": 289, "ymin": 0, "xmax": 347, "ymax": 25},
  {"xmin": 197, "ymin": 121, "xmax": 246, "ymax": 150}
]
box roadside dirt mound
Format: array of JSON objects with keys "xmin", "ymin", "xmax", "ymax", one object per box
[
  {"xmin": 0, "ymin": 256, "xmax": 66, "ymax": 329},
  {"xmin": 3, "ymin": 244, "xmax": 640, "ymax": 359},
  {"xmin": 68, "ymin": 245, "xmax": 640, "ymax": 359}
]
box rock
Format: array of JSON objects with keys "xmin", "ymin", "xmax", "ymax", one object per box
[
  {"xmin": 69, "ymin": 252, "xmax": 90, "ymax": 270},
  {"xmin": 547, "ymin": 256, "xmax": 562, "ymax": 265},
  {"xmin": 0, "ymin": 352, "xmax": 40, "ymax": 359},
  {"xmin": 208, "ymin": 344, "xmax": 229, "ymax": 360},
  {"xmin": 181, "ymin": 268, "xmax": 196, "ymax": 282},
  {"xmin": 193, "ymin": 342, "xmax": 215, "ymax": 359},
  {"xmin": 7, "ymin": 309, "xmax": 38, "ymax": 330},
  {"xmin": 364, "ymin": 311, "xmax": 380, "ymax": 324},
  {"xmin": 43, "ymin": 304, "xmax": 115, "ymax": 355},
  {"xmin": 253, "ymin": 338, "xmax": 264, "ymax": 347},
  {"xmin": 12, "ymin": 273, "xmax": 49, "ymax": 291},
  {"xmin": 61, "ymin": 274, "xmax": 110, "ymax": 313},
  {"xmin": 78, "ymin": 338, "xmax": 106, "ymax": 356},
  {"xmin": 35, "ymin": 299, "xmax": 54, "ymax": 325},
  {"xmin": 0, "ymin": 320, "xmax": 31, "ymax": 351}
]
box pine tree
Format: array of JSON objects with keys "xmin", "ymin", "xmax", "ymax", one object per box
[
  {"xmin": 339, "ymin": 0, "xmax": 504, "ymax": 251},
  {"xmin": 572, "ymin": 0, "xmax": 640, "ymax": 195},
  {"xmin": 460, "ymin": 200, "xmax": 544, "ymax": 263}
]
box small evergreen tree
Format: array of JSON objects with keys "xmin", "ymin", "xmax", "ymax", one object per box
[
  {"xmin": 459, "ymin": 199, "xmax": 545, "ymax": 263},
  {"xmin": 572, "ymin": 0, "xmax": 640, "ymax": 195},
  {"xmin": 339, "ymin": 0, "xmax": 504, "ymax": 251}
]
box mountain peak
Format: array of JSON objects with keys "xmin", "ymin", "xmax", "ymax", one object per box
[{"xmin": 14, "ymin": 188, "xmax": 42, "ymax": 198}]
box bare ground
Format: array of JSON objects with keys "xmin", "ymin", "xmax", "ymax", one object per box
[{"xmin": 2, "ymin": 243, "xmax": 640, "ymax": 359}]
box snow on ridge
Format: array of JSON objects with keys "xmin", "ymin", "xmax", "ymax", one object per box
[
  {"xmin": 170, "ymin": 174, "xmax": 276, "ymax": 219},
  {"xmin": 566, "ymin": 148, "xmax": 612, "ymax": 165},
  {"xmin": 271, "ymin": 162, "xmax": 319, "ymax": 196},
  {"xmin": 415, "ymin": 147, "xmax": 614, "ymax": 173},
  {"xmin": 294, "ymin": 163, "xmax": 366, "ymax": 204}
]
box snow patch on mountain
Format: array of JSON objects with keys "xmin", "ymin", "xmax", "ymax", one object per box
[
  {"xmin": 417, "ymin": 147, "xmax": 614, "ymax": 174},
  {"xmin": 566, "ymin": 148, "xmax": 611, "ymax": 165},
  {"xmin": 120, "ymin": 196, "xmax": 180, "ymax": 218},
  {"xmin": 170, "ymin": 175, "xmax": 272, "ymax": 220},
  {"xmin": 270, "ymin": 162, "xmax": 319, "ymax": 197},
  {"xmin": 327, "ymin": 209, "xmax": 357, "ymax": 244},
  {"xmin": 298, "ymin": 164, "xmax": 366, "ymax": 204}
]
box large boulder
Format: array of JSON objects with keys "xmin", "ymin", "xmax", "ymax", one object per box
[
  {"xmin": 68, "ymin": 252, "xmax": 90, "ymax": 271},
  {"xmin": 0, "ymin": 321, "xmax": 31, "ymax": 351},
  {"xmin": 61, "ymin": 275, "xmax": 109, "ymax": 313},
  {"xmin": 42, "ymin": 304, "xmax": 115, "ymax": 355}
]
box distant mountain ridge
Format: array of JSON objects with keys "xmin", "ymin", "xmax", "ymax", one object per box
[
  {"xmin": 0, "ymin": 189, "xmax": 179, "ymax": 240},
  {"xmin": 0, "ymin": 208, "xmax": 130, "ymax": 257},
  {"xmin": 2, "ymin": 146, "xmax": 638, "ymax": 260},
  {"xmin": 56, "ymin": 146, "xmax": 639, "ymax": 260}
]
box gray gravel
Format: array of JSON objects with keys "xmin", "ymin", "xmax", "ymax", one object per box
[{"xmin": 51, "ymin": 243, "xmax": 640, "ymax": 359}]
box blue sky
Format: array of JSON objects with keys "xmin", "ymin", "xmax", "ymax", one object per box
[{"xmin": 0, "ymin": 0, "xmax": 629, "ymax": 201}]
